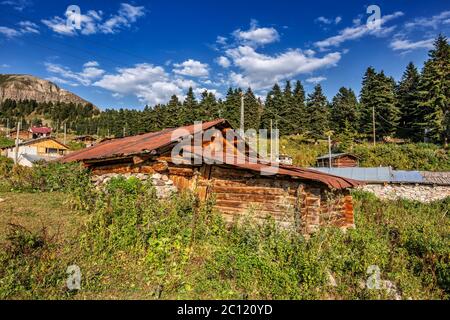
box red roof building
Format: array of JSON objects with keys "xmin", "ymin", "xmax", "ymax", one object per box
[{"xmin": 29, "ymin": 127, "xmax": 52, "ymax": 139}]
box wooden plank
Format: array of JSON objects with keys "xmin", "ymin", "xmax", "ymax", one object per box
[
  {"xmin": 214, "ymin": 192, "xmax": 296, "ymax": 203},
  {"xmin": 211, "ymin": 185, "xmax": 297, "ymax": 196},
  {"xmin": 215, "ymin": 199, "xmax": 295, "ymax": 213}
]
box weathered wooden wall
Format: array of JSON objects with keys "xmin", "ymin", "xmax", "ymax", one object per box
[
  {"xmin": 318, "ymin": 156, "xmax": 358, "ymax": 168},
  {"xmin": 88, "ymin": 157, "xmax": 355, "ymax": 235}
]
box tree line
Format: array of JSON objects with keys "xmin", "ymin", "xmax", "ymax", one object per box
[{"xmin": 1, "ymin": 35, "xmax": 448, "ymax": 144}]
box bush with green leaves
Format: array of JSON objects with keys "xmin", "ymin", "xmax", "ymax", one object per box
[
  {"xmin": 352, "ymin": 143, "xmax": 450, "ymax": 171},
  {"xmin": 0, "ymin": 160, "xmax": 91, "ymax": 193}
]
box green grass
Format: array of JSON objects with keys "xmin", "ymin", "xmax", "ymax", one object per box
[
  {"xmin": 0, "ymin": 136, "xmax": 14, "ymax": 149},
  {"xmin": 0, "ymin": 177, "xmax": 448, "ymax": 300}
]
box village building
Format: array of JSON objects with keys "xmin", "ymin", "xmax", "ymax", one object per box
[
  {"xmin": 72, "ymin": 135, "xmax": 97, "ymax": 147},
  {"xmin": 29, "ymin": 126, "xmax": 52, "ymax": 139},
  {"xmin": 316, "ymin": 153, "xmax": 360, "ymax": 168},
  {"xmin": 61, "ymin": 119, "xmax": 361, "ymax": 235},
  {"xmin": 2, "ymin": 136, "xmax": 69, "ymax": 167}
]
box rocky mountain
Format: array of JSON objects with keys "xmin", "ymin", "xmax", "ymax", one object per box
[{"xmin": 0, "ymin": 74, "xmax": 95, "ymax": 107}]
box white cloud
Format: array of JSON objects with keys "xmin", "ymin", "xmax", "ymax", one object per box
[
  {"xmin": 91, "ymin": 63, "xmax": 194, "ymax": 105},
  {"xmin": 306, "ymin": 76, "xmax": 327, "ymax": 84},
  {"xmin": 83, "ymin": 61, "xmax": 100, "ymax": 67},
  {"xmin": 390, "ymin": 38, "xmax": 434, "ymax": 51},
  {"xmin": 45, "ymin": 61, "xmax": 105, "ymax": 86},
  {"xmin": 216, "ymin": 56, "xmax": 231, "ymax": 68},
  {"xmin": 233, "ymin": 20, "xmax": 280, "ymax": 47},
  {"xmin": 216, "ymin": 36, "xmax": 227, "ymax": 45},
  {"xmin": 405, "ymin": 10, "xmax": 450, "ymax": 29},
  {"xmin": 315, "ymin": 11, "xmax": 404, "ymax": 49},
  {"xmin": 0, "ymin": 64, "xmax": 10, "ymax": 68},
  {"xmin": 46, "ymin": 76, "xmax": 79, "ymax": 87},
  {"xmin": 173, "ymin": 59, "xmax": 209, "ymax": 77},
  {"xmin": 0, "ymin": 26, "xmax": 20, "ymax": 38},
  {"xmin": 225, "ymin": 45, "xmax": 341, "ymax": 89},
  {"xmin": 0, "ymin": 20, "xmax": 39, "ymax": 38},
  {"xmin": 1, "ymin": 0, "xmax": 31, "ymax": 11},
  {"xmin": 42, "ymin": 3, "xmax": 146, "ymax": 36},
  {"xmin": 41, "ymin": 16, "xmax": 75, "ymax": 36},
  {"xmin": 18, "ymin": 21, "xmax": 39, "ymax": 34},
  {"xmin": 316, "ymin": 16, "xmax": 342, "ymax": 25}
]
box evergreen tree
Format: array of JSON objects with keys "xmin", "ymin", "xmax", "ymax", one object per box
[
  {"xmin": 243, "ymin": 88, "xmax": 261, "ymax": 130},
  {"xmin": 261, "ymin": 83, "xmax": 283, "ymax": 131},
  {"xmin": 291, "ymin": 80, "xmax": 307, "ymax": 134},
  {"xmin": 330, "ymin": 87, "xmax": 359, "ymax": 133},
  {"xmin": 278, "ymin": 81, "xmax": 294, "ymax": 135},
  {"xmin": 222, "ymin": 88, "xmax": 241, "ymax": 128},
  {"xmin": 182, "ymin": 87, "xmax": 198, "ymax": 124},
  {"xmin": 396, "ymin": 62, "xmax": 422, "ymax": 141},
  {"xmin": 305, "ymin": 84, "xmax": 329, "ymax": 139},
  {"xmin": 359, "ymin": 67, "xmax": 399, "ymax": 139},
  {"xmin": 418, "ymin": 34, "xmax": 450, "ymax": 145},
  {"xmin": 199, "ymin": 90, "xmax": 219, "ymax": 121},
  {"xmin": 166, "ymin": 95, "xmax": 183, "ymax": 127}
]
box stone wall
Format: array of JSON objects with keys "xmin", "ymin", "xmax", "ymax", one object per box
[
  {"xmin": 91, "ymin": 172, "xmax": 178, "ymax": 199},
  {"xmin": 361, "ymin": 184, "xmax": 450, "ymax": 203}
]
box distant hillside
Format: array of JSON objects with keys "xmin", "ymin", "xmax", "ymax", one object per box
[{"xmin": 0, "ymin": 74, "xmax": 95, "ymax": 107}]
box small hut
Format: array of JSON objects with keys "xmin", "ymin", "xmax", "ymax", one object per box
[
  {"xmin": 61, "ymin": 119, "xmax": 361, "ymax": 234},
  {"xmin": 316, "ymin": 153, "xmax": 359, "ymax": 168},
  {"xmin": 73, "ymin": 135, "xmax": 97, "ymax": 147}
]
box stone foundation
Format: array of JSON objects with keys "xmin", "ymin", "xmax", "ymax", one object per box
[
  {"xmin": 361, "ymin": 184, "xmax": 450, "ymax": 203},
  {"xmin": 91, "ymin": 173, "xmax": 178, "ymax": 199}
]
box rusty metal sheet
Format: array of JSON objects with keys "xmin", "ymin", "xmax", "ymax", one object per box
[
  {"xmin": 61, "ymin": 118, "xmax": 362, "ymax": 189},
  {"xmin": 61, "ymin": 119, "xmax": 228, "ymax": 163}
]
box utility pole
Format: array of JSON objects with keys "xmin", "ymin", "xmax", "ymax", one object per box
[
  {"xmin": 270, "ymin": 119, "xmax": 273, "ymax": 162},
  {"xmin": 328, "ymin": 134, "xmax": 332, "ymax": 169},
  {"xmin": 14, "ymin": 121, "xmax": 20, "ymax": 165},
  {"xmin": 123, "ymin": 127, "xmax": 126, "ymax": 138},
  {"xmin": 63, "ymin": 122, "xmax": 67, "ymax": 145},
  {"xmin": 372, "ymin": 106, "xmax": 376, "ymax": 146},
  {"xmin": 240, "ymin": 91, "xmax": 245, "ymax": 134},
  {"xmin": 6, "ymin": 118, "xmax": 9, "ymax": 137}
]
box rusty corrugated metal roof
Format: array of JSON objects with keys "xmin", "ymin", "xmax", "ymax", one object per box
[
  {"xmin": 61, "ymin": 119, "xmax": 229, "ymax": 163},
  {"xmin": 30, "ymin": 127, "xmax": 52, "ymax": 134},
  {"xmin": 61, "ymin": 119, "xmax": 362, "ymax": 189}
]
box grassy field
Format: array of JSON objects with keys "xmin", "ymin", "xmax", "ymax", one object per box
[
  {"xmin": 0, "ymin": 192, "xmax": 85, "ymax": 243},
  {"xmin": 0, "ymin": 182, "xmax": 448, "ymax": 300}
]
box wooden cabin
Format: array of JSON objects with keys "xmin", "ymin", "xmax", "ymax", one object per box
[
  {"xmin": 4, "ymin": 137, "xmax": 69, "ymax": 166},
  {"xmin": 73, "ymin": 135, "xmax": 97, "ymax": 147},
  {"xmin": 61, "ymin": 119, "xmax": 361, "ymax": 235},
  {"xmin": 317, "ymin": 153, "xmax": 359, "ymax": 168}
]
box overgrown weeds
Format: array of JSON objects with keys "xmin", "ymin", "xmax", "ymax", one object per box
[{"xmin": 0, "ymin": 171, "xmax": 448, "ymax": 300}]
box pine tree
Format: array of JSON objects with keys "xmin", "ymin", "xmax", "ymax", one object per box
[
  {"xmin": 243, "ymin": 88, "xmax": 261, "ymax": 130},
  {"xmin": 222, "ymin": 88, "xmax": 241, "ymax": 128},
  {"xmin": 182, "ymin": 87, "xmax": 198, "ymax": 124},
  {"xmin": 166, "ymin": 95, "xmax": 183, "ymax": 127},
  {"xmin": 306, "ymin": 84, "xmax": 329, "ymax": 139},
  {"xmin": 418, "ymin": 34, "xmax": 450, "ymax": 145},
  {"xmin": 359, "ymin": 67, "xmax": 399, "ymax": 139},
  {"xmin": 291, "ymin": 80, "xmax": 307, "ymax": 134},
  {"xmin": 330, "ymin": 87, "xmax": 359, "ymax": 133},
  {"xmin": 396, "ymin": 62, "xmax": 422, "ymax": 141},
  {"xmin": 199, "ymin": 90, "xmax": 219, "ymax": 121},
  {"xmin": 261, "ymin": 83, "xmax": 283, "ymax": 131}
]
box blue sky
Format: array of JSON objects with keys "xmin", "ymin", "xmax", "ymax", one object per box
[{"xmin": 0, "ymin": 0, "xmax": 449, "ymax": 109}]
